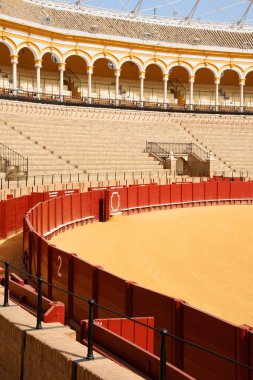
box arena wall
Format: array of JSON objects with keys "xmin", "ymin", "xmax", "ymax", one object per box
[{"xmin": 17, "ymin": 180, "xmax": 253, "ymax": 380}]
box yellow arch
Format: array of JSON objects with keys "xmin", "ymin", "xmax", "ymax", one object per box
[
  {"xmin": 63, "ymin": 49, "xmax": 91, "ymax": 66},
  {"xmin": 167, "ymin": 61, "xmax": 193, "ymax": 76},
  {"xmin": 219, "ymin": 64, "xmax": 244, "ymax": 79},
  {"xmin": 143, "ymin": 59, "xmax": 166, "ymax": 74},
  {"xmin": 119, "ymin": 55, "xmax": 144, "ymax": 72},
  {"xmin": 40, "ymin": 47, "xmax": 63, "ymax": 64},
  {"xmin": 193, "ymin": 62, "xmax": 219, "ymax": 77},
  {"xmin": 0, "ymin": 37, "xmax": 16, "ymax": 56},
  {"xmin": 92, "ymin": 52, "xmax": 119, "ymax": 68},
  {"xmin": 16, "ymin": 42, "xmax": 40, "ymax": 60}
]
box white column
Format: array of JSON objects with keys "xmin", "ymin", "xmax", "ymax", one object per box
[
  {"xmin": 163, "ymin": 74, "xmax": 169, "ymax": 108},
  {"xmin": 87, "ymin": 66, "xmax": 93, "ymax": 102},
  {"xmin": 10, "ymin": 55, "xmax": 18, "ymax": 95},
  {"xmin": 114, "ymin": 69, "xmax": 121, "ymax": 103},
  {"xmin": 189, "ymin": 75, "xmax": 195, "ymax": 109},
  {"xmin": 240, "ymin": 79, "xmax": 245, "ymax": 112},
  {"xmin": 58, "ymin": 63, "xmax": 65, "ymax": 101},
  {"xmin": 35, "ymin": 60, "xmax": 42, "ymax": 98},
  {"xmin": 215, "ymin": 77, "xmax": 220, "ymax": 111},
  {"xmin": 139, "ymin": 71, "xmax": 145, "ymax": 105}
]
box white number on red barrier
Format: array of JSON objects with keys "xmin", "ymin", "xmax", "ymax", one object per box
[{"xmin": 57, "ymin": 255, "xmax": 62, "ymax": 278}]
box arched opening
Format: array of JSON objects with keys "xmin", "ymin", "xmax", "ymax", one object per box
[
  {"xmin": 65, "ymin": 55, "xmax": 87, "ymax": 97},
  {"xmin": 220, "ymin": 69, "xmax": 240, "ymax": 107},
  {"xmin": 168, "ymin": 66, "xmax": 189, "ymax": 105},
  {"xmin": 0, "ymin": 43, "xmax": 12, "ymax": 89},
  {"xmin": 17, "ymin": 47, "xmax": 35, "ymax": 92},
  {"xmin": 145, "ymin": 64, "xmax": 164, "ymax": 102},
  {"xmin": 120, "ymin": 61, "xmax": 140, "ymax": 101},
  {"xmin": 92, "ymin": 58, "xmax": 116, "ymax": 99},
  {"xmin": 194, "ymin": 68, "xmax": 215, "ymax": 105},
  {"xmin": 41, "ymin": 52, "xmax": 60, "ymax": 95},
  {"xmin": 245, "ymin": 71, "xmax": 253, "ymax": 107}
]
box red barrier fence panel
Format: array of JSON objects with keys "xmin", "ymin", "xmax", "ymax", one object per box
[
  {"xmin": 131, "ymin": 284, "xmax": 175, "ymax": 363},
  {"xmin": 48, "ymin": 197, "xmax": 56, "ymax": 233},
  {"xmin": 36, "ymin": 203, "xmax": 42, "ymax": 235},
  {"xmin": 51, "ymin": 246, "xmax": 70, "ymax": 311},
  {"xmin": 0, "ymin": 201, "xmax": 6, "ymax": 238},
  {"xmin": 87, "ymin": 324, "xmax": 195, "ymax": 380},
  {"xmin": 29, "ymin": 231, "xmax": 41, "ymax": 277},
  {"xmin": 41, "ymin": 201, "xmax": 49, "ymax": 236},
  {"xmin": 72, "ymin": 256, "xmax": 94, "ymax": 323},
  {"xmin": 181, "ymin": 183, "xmax": 193, "ymax": 203},
  {"xmin": 107, "ymin": 188, "xmax": 127, "ymax": 215},
  {"xmin": 15, "ymin": 195, "xmax": 29, "ymax": 233},
  {"xmin": 149, "ymin": 184, "xmax": 160, "ymax": 206},
  {"xmin": 137, "ymin": 185, "xmax": 149, "ymax": 207},
  {"xmin": 217, "ymin": 181, "xmax": 231, "ymax": 200},
  {"xmin": 71, "ymin": 193, "xmax": 81, "ymax": 221},
  {"xmin": 204, "ymin": 181, "xmax": 218, "ymax": 200},
  {"xmin": 249, "ymin": 181, "xmax": 253, "ymax": 198},
  {"xmin": 171, "ymin": 183, "xmax": 182, "ymax": 204},
  {"xmin": 5, "ymin": 197, "xmax": 16, "ymax": 236},
  {"xmin": 91, "ymin": 190, "xmax": 105, "ymax": 220},
  {"xmin": 55, "ymin": 196, "xmax": 63, "ymax": 227},
  {"xmin": 182, "ymin": 304, "xmax": 239, "ymax": 380},
  {"xmin": 39, "ymin": 237, "xmax": 50, "ymax": 289},
  {"xmin": 127, "ymin": 186, "xmax": 138, "ymax": 209},
  {"xmin": 81, "ymin": 191, "xmax": 93, "ymax": 219},
  {"xmin": 28, "ymin": 192, "xmax": 44, "ymax": 209},
  {"xmin": 62, "ymin": 195, "xmax": 72, "ymax": 225},
  {"xmin": 192, "ymin": 182, "xmax": 205, "ymax": 201},
  {"xmin": 88, "ymin": 317, "xmax": 154, "ymax": 353},
  {"xmin": 23, "ymin": 217, "xmax": 30, "ymax": 256},
  {"xmin": 96, "ymin": 269, "xmax": 128, "ymax": 318},
  {"xmin": 159, "ymin": 185, "xmax": 171, "ymax": 205}
]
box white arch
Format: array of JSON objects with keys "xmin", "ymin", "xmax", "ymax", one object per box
[
  {"xmin": 193, "ymin": 65, "xmax": 218, "ymax": 78},
  {"xmin": 92, "ymin": 54, "xmax": 119, "ymax": 69},
  {"xmin": 144, "ymin": 60, "xmax": 166, "ymax": 74},
  {"xmin": 63, "ymin": 51, "xmax": 91, "ymax": 66},
  {"xmin": 17, "ymin": 45, "xmax": 39, "ymax": 61},
  {"xmin": 167, "ymin": 62, "xmax": 193, "ymax": 76},
  {"xmin": 219, "ymin": 66, "xmax": 244, "ymax": 80},
  {"xmin": 119, "ymin": 57, "xmax": 144, "ymax": 72},
  {"xmin": 0, "ymin": 39, "xmax": 15, "ymax": 56},
  {"xmin": 40, "ymin": 48, "xmax": 63, "ymax": 65}
]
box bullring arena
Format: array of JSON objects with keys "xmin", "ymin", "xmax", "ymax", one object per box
[{"xmin": 0, "ymin": 0, "xmax": 253, "ymax": 379}]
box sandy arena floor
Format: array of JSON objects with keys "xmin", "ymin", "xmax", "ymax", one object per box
[{"xmin": 51, "ymin": 205, "xmax": 253, "ymax": 327}]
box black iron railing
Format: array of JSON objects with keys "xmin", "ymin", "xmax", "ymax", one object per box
[
  {"xmin": 0, "ymin": 86, "xmax": 249, "ymax": 115},
  {"xmin": 0, "ymin": 143, "xmax": 28, "ymax": 177},
  {"xmin": 1, "ymin": 259, "xmax": 253, "ymax": 380},
  {"xmin": 146, "ymin": 142, "xmax": 209, "ymax": 161}
]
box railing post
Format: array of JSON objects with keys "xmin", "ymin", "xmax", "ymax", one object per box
[
  {"xmin": 86, "ymin": 299, "xmax": 95, "ymax": 360},
  {"xmin": 36, "ymin": 277, "xmax": 43, "ymax": 330},
  {"xmin": 3, "ymin": 261, "xmax": 10, "ymax": 307},
  {"xmin": 160, "ymin": 328, "xmax": 168, "ymax": 380}
]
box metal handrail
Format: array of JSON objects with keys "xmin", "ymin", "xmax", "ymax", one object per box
[
  {"xmin": 146, "ymin": 142, "xmax": 209, "ymax": 161},
  {"xmin": 0, "ymin": 143, "xmax": 28, "ymax": 176},
  {"xmin": 1, "ymin": 259, "xmax": 253, "ymax": 379}
]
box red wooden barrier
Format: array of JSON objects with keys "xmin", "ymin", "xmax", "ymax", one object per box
[
  {"xmin": 83, "ymin": 323, "xmax": 195, "ymax": 380},
  {"xmin": 171, "ymin": 183, "xmax": 182, "ymax": 203},
  {"xmin": 181, "ymin": 183, "xmax": 193, "ymax": 203},
  {"xmin": 137, "ymin": 185, "xmax": 149, "ymax": 207},
  {"xmin": 182, "ymin": 304, "xmax": 239, "ymax": 380},
  {"xmin": 97, "ymin": 268, "xmax": 128, "ymax": 318},
  {"xmin": 192, "ymin": 182, "xmax": 205, "ymax": 202},
  {"xmin": 82, "ymin": 317, "xmax": 154, "ymax": 352},
  {"xmin": 159, "ymin": 185, "xmax": 171, "ymax": 204},
  {"xmin": 205, "ymin": 181, "xmax": 218, "ymax": 200},
  {"xmin": 72, "ymin": 256, "xmax": 94, "ymax": 323}
]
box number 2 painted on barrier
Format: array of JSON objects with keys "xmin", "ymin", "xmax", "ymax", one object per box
[{"xmin": 57, "ymin": 255, "xmax": 62, "ymax": 278}]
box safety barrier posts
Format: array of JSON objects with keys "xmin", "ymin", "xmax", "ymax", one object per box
[{"xmin": 1, "ymin": 259, "xmax": 253, "ymax": 380}]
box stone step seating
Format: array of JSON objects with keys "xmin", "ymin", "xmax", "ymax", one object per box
[
  {"xmin": 4, "ymin": 116, "xmax": 194, "ymax": 175},
  {"xmin": 182, "ymin": 121, "xmax": 253, "ymax": 175}
]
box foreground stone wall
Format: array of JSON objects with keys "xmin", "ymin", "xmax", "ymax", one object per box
[{"xmin": 0, "ymin": 287, "xmax": 143, "ymax": 380}]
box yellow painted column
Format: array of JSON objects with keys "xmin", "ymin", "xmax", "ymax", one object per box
[{"xmin": 35, "ymin": 59, "xmax": 42, "ymax": 98}]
